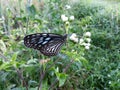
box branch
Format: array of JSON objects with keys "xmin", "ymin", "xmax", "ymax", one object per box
[
  {"xmin": 16, "ymin": 68, "xmax": 28, "ymax": 90},
  {"xmin": 48, "ymin": 59, "xmax": 74, "ymax": 90},
  {"xmin": 37, "ymin": 68, "xmax": 46, "ymax": 90},
  {"xmin": 37, "ymin": 58, "xmax": 61, "ymax": 90}
]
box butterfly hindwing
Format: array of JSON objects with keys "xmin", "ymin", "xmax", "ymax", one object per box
[
  {"xmin": 40, "ymin": 37, "xmax": 66, "ymax": 56},
  {"xmin": 24, "ymin": 33, "xmax": 67, "ymax": 56}
]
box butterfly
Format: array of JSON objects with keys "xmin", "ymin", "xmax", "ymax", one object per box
[{"xmin": 24, "ymin": 33, "xmax": 67, "ymax": 56}]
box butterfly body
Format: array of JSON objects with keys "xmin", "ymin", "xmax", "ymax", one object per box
[{"xmin": 24, "ymin": 33, "xmax": 67, "ymax": 56}]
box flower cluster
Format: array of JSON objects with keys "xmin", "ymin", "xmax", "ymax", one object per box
[
  {"xmin": 61, "ymin": 14, "xmax": 75, "ymax": 22},
  {"xmin": 70, "ymin": 32, "xmax": 91, "ymax": 50},
  {"xmin": 65, "ymin": 5, "xmax": 71, "ymax": 9},
  {"xmin": 61, "ymin": 14, "xmax": 68, "ymax": 22},
  {"xmin": 69, "ymin": 33, "xmax": 78, "ymax": 43},
  {"xmin": 61, "ymin": 5, "xmax": 74, "ymax": 22}
]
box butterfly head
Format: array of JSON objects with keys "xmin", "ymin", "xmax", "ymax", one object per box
[{"xmin": 63, "ymin": 34, "xmax": 67, "ymax": 40}]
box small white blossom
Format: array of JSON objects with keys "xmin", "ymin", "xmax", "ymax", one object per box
[
  {"xmin": 86, "ymin": 38, "xmax": 91, "ymax": 43},
  {"xmin": 34, "ymin": 24, "xmax": 38, "ymax": 28},
  {"xmin": 65, "ymin": 5, "xmax": 71, "ymax": 9},
  {"xmin": 84, "ymin": 32, "xmax": 91, "ymax": 37},
  {"xmin": 70, "ymin": 33, "xmax": 77, "ymax": 38},
  {"xmin": 2, "ymin": 16, "xmax": 5, "ymax": 21},
  {"xmin": 82, "ymin": 42, "xmax": 91, "ymax": 49},
  {"xmin": 70, "ymin": 33, "xmax": 78, "ymax": 43},
  {"xmin": 79, "ymin": 38, "xmax": 84, "ymax": 44},
  {"xmin": 85, "ymin": 46, "xmax": 90, "ymax": 50},
  {"xmin": 85, "ymin": 43, "xmax": 91, "ymax": 47},
  {"xmin": 107, "ymin": 74, "xmax": 111, "ymax": 77},
  {"xmin": 61, "ymin": 14, "xmax": 68, "ymax": 22},
  {"xmin": 72, "ymin": 49, "xmax": 75, "ymax": 52},
  {"xmin": 65, "ymin": 21, "xmax": 70, "ymax": 25},
  {"xmin": 81, "ymin": 42, "xmax": 90, "ymax": 46},
  {"xmin": 108, "ymin": 81, "xmax": 111, "ymax": 84},
  {"xmin": 70, "ymin": 16, "xmax": 75, "ymax": 20}
]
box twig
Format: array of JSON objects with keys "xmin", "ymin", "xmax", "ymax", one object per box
[
  {"xmin": 63, "ymin": 59, "xmax": 74, "ymax": 73},
  {"xmin": 37, "ymin": 58, "xmax": 61, "ymax": 90},
  {"xmin": 48, "ymin": 59, "xmax": 74, "ymax": 90},
  {"xmin": 16, "ymin": 68, "xmax": 28, "ymax": 90},
  {"xmin": 37, "ymin": 65, "xmax": 45, "ymax": 90}
]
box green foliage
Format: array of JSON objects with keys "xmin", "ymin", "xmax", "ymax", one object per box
[{"xmin": 0, "ymin": 0, "xmax": 120, "ymax": 90}]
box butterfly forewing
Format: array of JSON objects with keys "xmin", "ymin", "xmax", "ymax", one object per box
[
  {"xmin": 24, "ymin": 33, "xmax": 50, "ymax": 49},
  {"xmin": 24, "ymin": 33, "xmax": 67, "ymax": 56}
]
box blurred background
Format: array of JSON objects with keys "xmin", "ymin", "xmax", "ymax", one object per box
[{"xmin": 0, "ymin": 0, "xmax": 120, "ymax": 90}]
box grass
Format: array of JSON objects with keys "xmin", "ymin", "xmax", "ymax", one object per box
[{"xmin": 0, "ymin": 0, "xmax": 120, "ymax": 90}]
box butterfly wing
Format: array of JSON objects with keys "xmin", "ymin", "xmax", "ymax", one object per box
[
  {"xmin": 40, "ymin": 36, "xmax": 66, "ymax": 56},
  {"xmin": 24, "ymin": 33, "xmax": 49, "ymax": 49},
  {"xmin": 24, "ymin": 33, "xmax": 67, "ymax": 56}
]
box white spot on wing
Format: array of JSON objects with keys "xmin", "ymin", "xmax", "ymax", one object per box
[
  {"xmin": 42, "ymin": 34, "xmax": 47, "ymax": 36},
  {"xmin": 40, "ymin": 37, "xmax": 43, "ymax": 41},
  {"xmin": 32, "ymin": 35, "xmax": 36, "ymax": 37},
  {"xmin": 38, "ymin": 37, "xmax": 44, "ymax": 44},
  {"xmin": 42, "ymin": 41, "xmax": 48, "ymax": 45},
  {"xmin": 36, "ymin": 34, "xmax": 40, "ymax": 36},
  {"xmin": 35, "ymin": 44, "xmax": 37, "ymax": 46},
  {"xmin": 45, "ymin": 37, "xmax": 51, "ymax": 41},
  {"xmin": 31, "ymin": 38, "xmax": 36, "ymax": 43},
  {"xmin": 31, "ymin": 38, "xmax": 36, "ymax": 41}
]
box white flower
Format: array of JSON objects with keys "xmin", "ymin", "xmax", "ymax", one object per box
[
  {"xmin": 65, "ymin": 5, "xmax": 71, "ymax": 9},
  {"xmin": 84, "ymin": 32, "xmax": 91, "ymax": 37},
  {"xmin": 108, "ymin": 81, "xmax": 111, "ymax": 84},
  {"xmin": 82, "ymin": 42, "xmax": 91, "ymax": 49},
  {"xmin": 69, "ymin": 16, "xmax": 75, "ymax": 20},
  {"xmin": 86, "ymin": 38, "xmax": 91, "ymax": 43},
  {"xmin": 34, "ymin": 24, "xmax": 38, "ymax": 28},
  {"xmin": 72, "ymin": 38, "xmax": 78, "ymax": 43},
  {"xmin": 2, "ymin": 16, "xmax": 5, "ymax": 21},
  {"xmin": 61, "ymin": 14, "xmax": 68, "ymax": 22},
  {"xmin": 85, "ymin": 43, "xmax": 91, "ymax": 47},
  {"xmin": 85, "ymin": 46, "xmax": 90, "ymax": 50},
  {"xmin": 70, "ymin": 33, "xmax": 78, "ymax": 43},
  {"xmin": 65, "ymin": 21, "xmax": 70, "ymax": 25},
  {"xmin": 79, "ymin": 38, "xmax": 84, "ymax": 44},
  {"xmin": 107, "ymin": 74, "xmax": 111, "ymax": 77},
  {"xmin": 70, "ymin": 33, "xmax": 77, "ymax": 38},
  {"xmin": 81, "ymin": 42, "xmax": 90, "ymax": 46}
]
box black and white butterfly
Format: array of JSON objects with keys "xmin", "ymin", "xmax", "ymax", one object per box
[{"xmin": 24, "ymin": 33, "xmax": 67, "ymax": 56}]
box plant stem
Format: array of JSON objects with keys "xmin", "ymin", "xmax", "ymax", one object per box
[
  {"xmin": 16, "ymin": 68, "xmax": 28, "ymax": 90},
  {"xmin": 38, "ymin": 57, "xmax": 61, "ymax": 90},
  {"xmin": 38, "ymin": 65, "xmax": 46, "ymax": 90},
  {"xmin": 48, "ymin": 59, "xmax": 74, "ymax": 90}
]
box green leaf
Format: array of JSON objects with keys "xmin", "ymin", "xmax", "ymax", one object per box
[
  {"xmin": 56, "ymin": 72, "xmax": 68, "ymax": 87},
  {"xmin": 11, "ymin": 52, "xmax": 19, "ymax": 61},
  {"xmin": 80, "ymin": 56, "xmax": 92, "ymax": 70},
  {"xmin": 27, "ymin": 5, "xmax": 37, "ymax": 17},
  {"xmin": 0, "ymin": 62, "xmax": 11, "ymax": 70},
  {"xmin": 9, "ymin": 87, "xmax": 26, "ymax": 90},
  {"xmin": 0, "ymin": 40, "xmax": 6, "ymax": 53},
  {"xmin": 41, "ymin": 79, "xmax": 49, "ymax": 90}
]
